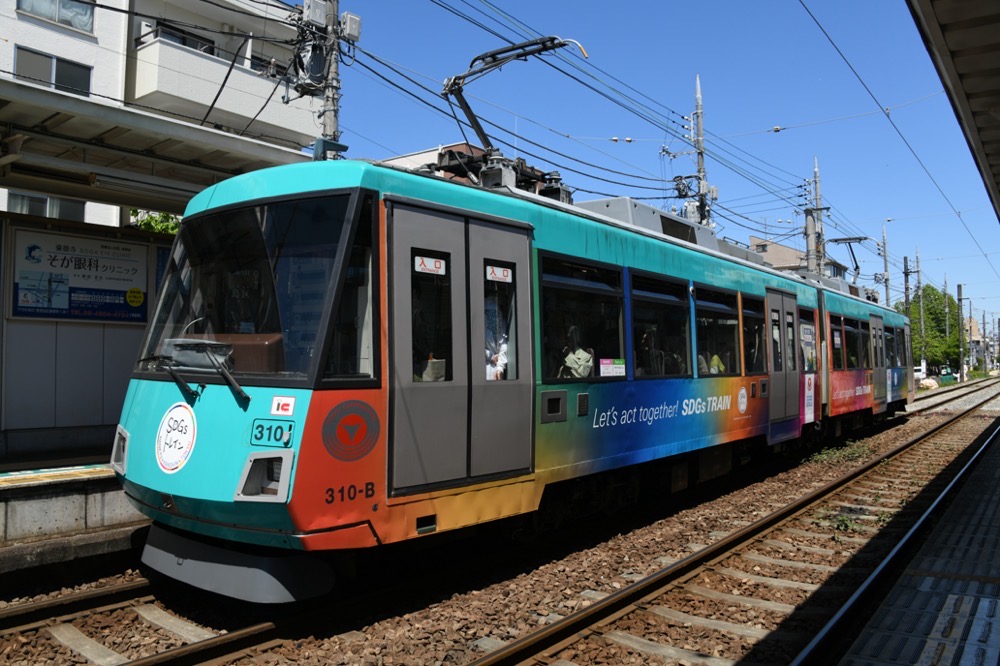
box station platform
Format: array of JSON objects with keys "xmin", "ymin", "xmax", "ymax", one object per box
[
  {"xmin": 0, "ymin": 464, "xmax": 147, "ymax": 574},
  {"xmin": 841, "ymin": 430, "xmax": 1000, "ymax": 664}
]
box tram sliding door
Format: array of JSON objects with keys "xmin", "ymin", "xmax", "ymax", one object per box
[
  {"xmin": 766, "ymin": 289, "xmax": 800, "ymax": 423},
  {"xmin": 388, "ymin": 202, "xmax": 532, "ymax": 493},
  {"xmin": 871, "ymin": 315, "xmax": 886, "ymax": 412}
]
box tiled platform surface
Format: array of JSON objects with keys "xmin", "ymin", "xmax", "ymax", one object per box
[{"xmin": 841, "ymin": 438, "xmax": 1000, "ymax": 665}]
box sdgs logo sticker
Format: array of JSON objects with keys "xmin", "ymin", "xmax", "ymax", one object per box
[
  {"xmin": 322, "ymin": 401, "xmax": 380, "ymax": 462},
  {"xmin": 155, "ymin": 403, "xmax": 197, "ymax": 473}
]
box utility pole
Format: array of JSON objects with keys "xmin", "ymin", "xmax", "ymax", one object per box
[
  {"xmin": 917, "ymin": 250, "xmax": 924, "ymax": 363},
  {"xmin": 958, "ymin": 284, "xmax": 965, "ymax": 382},
  {"xmin": 814, "ymin": 159, "xmax": 825, "ymax": 275},
  {"xmin": 881, "ymin": 221, "xmax": 891, "ymax": 305},
  {"xmin": 302, "ymin": 0, "xmax": 358, "ymax": 159},
  {"xmin": 944, "ymin": 272, "xmax": 948, "ymax": 339},
  {"xmin": 803, "ymin": 159, "xmax": 827, "ymax": 275},
  {"xmin": 322, "ymin": 0, "xmax": 340, "ymax": 153},
  {"xmin": 693, "ymin": 75, "xmax": 714, "ymax": 226},
  {"xmin": 903, "ymin": 256, "xmax": 910, "ymax": 310},
  {"xmin": 969, "ymin": 297, "xmax": 974, "ymax": 375}
]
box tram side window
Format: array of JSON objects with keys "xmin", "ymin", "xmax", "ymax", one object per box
[
  {"xmin": 324, "ymin": 199, "xmax": 375, "ymax": 379},
  {"xmin": 844, "ymin": 319, "xmax": 861, "ymax": 369},
  {"xmin": 860, "ymin": 321, "xmax": 872, "ymax": 369},
  {"xmin": 541, "ymin": 256, "xmax": 622, "ymax": 381},
  {"xmin": 800, "ymin": 309, "xmax": 817, "ymax": 373},
  {"xmin": 830, "ymin": 315, "xmax": 845, "ymax": 370},
  {"xmin": 785, "ymin": 311, "xmax": 797, "ymax": 372},
  {"xmin": 631, "ymin": 274, "xmax": 690, "ymax": 378},
  {"xmin": 696, "ymin": 288, "xmax": 739, "ymax": 376},
  {"xmin": 411, "ymin": 250, "xmax": 452, "ymax": 382},
  {"xmin": 743, "ymin": 298, "xmax": 766, "ymax": 374},
  {"xmin": 484, "ymin": 262, "xmax": 517, "ymax": 381},
  {"xmin": 884, "ymin": 328, "xmax": 896, "ymax": 367},
  {"xmin": 770, "ymin": 308, "xmax": 782, "ymax": 372}
]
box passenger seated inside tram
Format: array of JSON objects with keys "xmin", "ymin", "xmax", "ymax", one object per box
[
  {"xmin": 635, "ymin": 326, "xmax": 660, "ymax": 376},
  {"xmin": 709, "ymin": 343, "xmax": 731, "ymax": 374},
  {"xmin": 560, "ymin": 325, "xmax": 593, "ymax": 378}
]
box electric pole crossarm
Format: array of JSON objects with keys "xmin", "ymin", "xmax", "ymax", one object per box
[{"xmin": 442, "ymin": 36, "xmax": 586, "ymax": 154}]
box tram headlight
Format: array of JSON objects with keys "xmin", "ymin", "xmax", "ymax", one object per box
[
  {"xmin": 110, "ymin": 425, "xmax": 128, "ymax": 474},
  {"xmin": 235, "ymin": 450, "xmax": 293, "ymax": 502}
]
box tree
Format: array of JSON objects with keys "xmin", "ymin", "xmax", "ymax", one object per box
[
  {"xmin": 130, "ymin": 208, "xmax": 180, "ymax": 234},
  {"xmin": 905, "ymin": 285, "xmax": 961, "ymax": 369}
]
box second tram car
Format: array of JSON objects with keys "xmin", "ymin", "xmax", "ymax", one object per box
[{"xmin": 111, "ymin": 160, "xmax": 913, "ymax": 602}]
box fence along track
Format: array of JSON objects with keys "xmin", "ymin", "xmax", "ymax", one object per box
[{"xmin": 469, "ymin": 384, "xmax": 1000, "ymax": 665}]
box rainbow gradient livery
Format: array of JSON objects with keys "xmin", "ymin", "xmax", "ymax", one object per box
[{"xmin": 112, "ymin": 160, "xmax": 913, "ymax": 602}]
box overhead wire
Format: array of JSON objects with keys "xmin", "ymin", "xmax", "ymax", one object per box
[{"xmin": 798, "ymin": 0, "xmax": 1000, "ymax": 282}]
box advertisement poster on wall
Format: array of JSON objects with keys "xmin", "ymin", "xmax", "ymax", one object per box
[{"xmin": 12, "ymin": 228, "xmax": 148, "ymax": 322}]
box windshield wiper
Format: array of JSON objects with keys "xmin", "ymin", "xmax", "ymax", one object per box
[
  {"xmin": 167, "ymin": 342, "xmax": 250, "ymax": 405},
  {"xmin": 204, "ymin": 347, "xmax": 251, "ymax": 404},
  {"xmin": 138, "ymin": 354, "xmax": 202, "ymax": 400}
]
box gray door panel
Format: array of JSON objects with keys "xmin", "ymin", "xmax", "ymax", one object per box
[
  {"xmin": 390, "ymin": 205, "xmax": 468, "ymax": 490},
  {"xmin": 389, "ymin": 203, "xmax": 533, "ymax": 493},
  {"xmin": 766, "ymin": 290, "xmax": 800, "ymax": 423},
  {"xmin": 468, "ymin": 220, "xmax": 532, "ymax": 477},
  {"xmin": 871, "ymin": 315, "xmax": 886, "ymax": 407}
]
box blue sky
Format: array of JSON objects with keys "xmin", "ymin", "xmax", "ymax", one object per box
[{"xmin": 332, "ymin": 1, "xmax": 999, "ymax": 328}]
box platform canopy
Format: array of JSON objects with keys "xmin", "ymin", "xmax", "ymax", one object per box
[
  {"xmin": 0, "ymin": 78, "xmax": 310, "ymax": 216},
  {"xmin": 908, "ymin": 0, "xmax": 1000, "ymax": 222}
]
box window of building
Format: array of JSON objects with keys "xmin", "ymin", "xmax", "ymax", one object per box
[
  {"xmin": 830, "ymin": 315, "xmax": 844, "ymax": 370},
  {"xmin": 631, "ymin": 273, "xmax": 690, "ymax": 378},
  {"xmin": 695, "ymin": 287, "xmax": 739, "ymax": 376},
  {"xmin": 800, "ymin": 309, "xmax": 817, "ymax": 373},
  {"xmin": 8, "ymin": 192, "xmax": 86, "ymax": 221},
  {"xmin": 541, "ymin": 256, "xmax": 622, "ymax": 381},
  {"xmin": 15, "ymin": 46, "xmax": 91, "ymax": 96},
  {"xmin": 157, "ymin": 24, "xmax": 215, "ymax": 56},
  {"xmin": 743, "ymin": 297, "xmax": 767, "ymax": 374},
  {"xmin": 17, "ymin": 0, "xmax": 94, "ymax": 32}
]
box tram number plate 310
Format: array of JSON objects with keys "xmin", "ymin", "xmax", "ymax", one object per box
[{"xmin": 251, "ymin": 419, "xmax": 294, "ymax": 447}]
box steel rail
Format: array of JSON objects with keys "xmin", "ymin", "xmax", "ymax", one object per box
[{"xmin": 467, "ymin": 384, "xmax": 1000, "ymax": 666}]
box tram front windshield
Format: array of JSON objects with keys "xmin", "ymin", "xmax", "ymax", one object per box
[{"xmin": 137, "ymin": 194, "xmax": 357, "ymax": 382}]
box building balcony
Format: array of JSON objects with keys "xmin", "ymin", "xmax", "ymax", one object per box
[{"xmin": 130, "ymin": 37, "xmax": 317, "ymax": 152}]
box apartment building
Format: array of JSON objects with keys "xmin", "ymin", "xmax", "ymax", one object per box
[{"xmin": 1, "ymin": 0, "xmax": 317, "ymax": 461}]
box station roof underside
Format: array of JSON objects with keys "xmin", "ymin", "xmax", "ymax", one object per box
[
  {"xmin": 0, "ymin": 78, "xmax": 309, "ymax": 216},
  {"xmin": 908, "ymin": 0, "xmax": 1000, "ymax": 223}
]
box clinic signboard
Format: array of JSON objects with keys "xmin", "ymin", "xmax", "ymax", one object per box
[{"xmin": 13, "ymin": 228, "xmax": 148, "ymax": 322}]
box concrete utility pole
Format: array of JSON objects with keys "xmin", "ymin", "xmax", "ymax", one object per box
[
  {"xmin": 693, "ymin": 75, "xmax": 711, "ymax": 226},
  {"xmin": 803, "ymin": 158, "xmax": 827, "ymax": 275},
  {"xmin": 322, "ymin": 0, "xmax": 341, "ymax": 150},
  {"xmin": 917, "ymin": 250, "xmax": 924, "ymax": 363},
  {"xmin": 882, "ymin": 221, "xmax": 891, "ymax": 305},
  {"xmin": 958, "ymin": 283, "xmax": 965, "ymax": 382},
  {"xmin": 903, "ymin": 256, "xmax": 910, "ymax": 310},
  {"xmin": 944, "ymin": 271, "xmax": 948, "ymax": 339}
]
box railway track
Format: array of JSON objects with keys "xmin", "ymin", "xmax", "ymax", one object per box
[
  {"xmin": 468, "ymin": 385, "xmax": 1000, "ymax": 665},
  {"xmin": 0, "ymin": 576, "xmax": 292, "ymax": 665},
  {"xmin": 909, "ymin": 377, "xmax": 999, "ymax": 414},
  {"xmin": 3, "ymin": 384, "xmax": 998, "ymax": 664}
]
